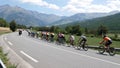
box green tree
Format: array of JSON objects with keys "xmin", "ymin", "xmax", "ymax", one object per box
[
  {"xmin": 17, "ymin": 24, "xmax": 26, "ymax": 29},
  {"xmin": 65, "ymin": 26, "xmax": 72, "ymax": 34},
  {"xmin": 85, "ymin": 27, "xmax": 88, "ymax": 34},
  {"xmin": 9, "ymin": 20, "xmax": 17, "ymax": 32},
  {"xmin": 71, "ymin": 25, "xmax": 82, "ymax": 35},
  {"xmin": 54, "ymin": 26, "xmax": 61, "ymax": 33},
  {"xmin": 114, "ymin": 33, "xmax": 118, "ymax": 38},
  {"xmin": 97, "ymin": 25, "xmax": 108, "ymax": 36},
  {"xmin": 50, "ymin": 26, "xmax": 55, "ymax": 32},
  {"xmin": 0, "ymin": 18, "xmax": 8, "ymax": 27}
]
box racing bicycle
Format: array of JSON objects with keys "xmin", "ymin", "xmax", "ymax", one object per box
[
  {"xmin": 98, "ymin": 44, "xmax": 116, "ymax": 56},
  {"xmin": 75, "ymin": 41, "xmax": 88, "ymax": 51}
]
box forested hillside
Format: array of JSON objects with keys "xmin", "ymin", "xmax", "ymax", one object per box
[
  {"xmin": 62, "ymin": 13, "xmax": 120, "ymax": 32},
  {"xmin": 81, "ymin": 13, "xmax": 120, "ymax": 30}
]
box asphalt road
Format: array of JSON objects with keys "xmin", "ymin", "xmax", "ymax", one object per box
[{"xmin": 1, "ymin": 31, "xmax": 120, "ymax": 68}]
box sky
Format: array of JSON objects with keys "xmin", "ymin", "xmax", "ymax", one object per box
[{"xmin": 0, "ymin": 0, "xmax": 120, "ymax": 16}]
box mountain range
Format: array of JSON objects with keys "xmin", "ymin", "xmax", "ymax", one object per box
[
  {"xmin": 50, "ymin": 11, "xmax": 119, "ymax": 26},
  {"xmin": 0, "ymin": 5, "xmax": 119, "ymax": 27},
  {"xmin": 60, "ymin": 12, "xmax": 120, "ymax": 31},
  {"xmin": 0, "ymin": 5, "xmax": 62, "ymax": 26}
]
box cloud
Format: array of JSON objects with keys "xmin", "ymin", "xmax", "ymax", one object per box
[
  {"xmin": 18, "ymin": 0, "xmax": 120, "ymax": 14},
  {"xmin": 62, "ymin": 0, "xmax": 120, "ymax": 13},
  {"xmin": 20, "ymin": 0, "xmax": 60, "ymax": 10},
  {"xmin": 62, "ymin": 0, "xmax": 94, "ymax": 13},
  {"xmin": 107, "ymin": 0, "xmax": 120, "ymax": 10}
]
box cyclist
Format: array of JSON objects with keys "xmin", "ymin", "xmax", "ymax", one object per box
[
  {"xmin": 50, "ymin": 32, "xmax": 55, "ymax": 42},
  {"xmin": 57, "ymin": 32, "xmax": 65, "ymax": 44},
  {"xmin": 19, "ymin": 29, "xmax": 22, "ymax": 35},
  {"xmin": 36, "ymin": 32, "xmax": 39, "ymax": 38},
  {"xmin": 46, "ymin": 32, "xmax": 49, "ymax": 41},
  {"xmin": 61, "ymin": 33, "xmax": 66, "ymax": 44},
  {"xmin": 57, "ymin": 32, "xmax": 62, "ymax": 44},
  {"xmin": 78, "ymin": 34, "xmax": 87, "ymax": 49},
  {"xmin": 69, "ymin": 35, "xmax": 75, "ymax": 46},
  {"xmin": 99, "ymin": 35, "xmax": 112, "ymax": 49}
]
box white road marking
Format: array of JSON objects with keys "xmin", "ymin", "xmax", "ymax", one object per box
[
  {"xmin": 4, "ymin": 37, "xmax": 7, "ymax": 40},
  {"xmin": 8, "ymin": 41, "xmax": 13, "ymax": 46},
  {"xmin": 20, "ymin": 51, "xmax": 38, "ymax": 63},
  {"xmin": 46, "ymin": 44, "xmax": 120, "ymax": 66}
]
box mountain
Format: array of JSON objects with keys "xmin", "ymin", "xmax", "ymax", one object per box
[
  {"xmin": 81, "ymin": 13, "xmax": 120, "ymax": 31},
  {"xmin": 0, "ymin": 5, "xmax": 62, "ymax": 26},
  {"xmin": 50, "ymin": 11, "xmax": 119, "ymax": 26},
  {"xmin": 61, "ymin": 12, "xmax": 120, "ymax": 31},
  {"xmin": 0, "ymin": 5, "xmax": 119, "ymax": 27}
]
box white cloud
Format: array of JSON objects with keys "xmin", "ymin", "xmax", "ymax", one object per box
[
  {"xmin": 20, "ymin": 0, "xmax": 60, "ymax": 10},
  {"xmin": 107, "ymin": 0, "xmax": 120, "ymax": 10},
  {"xmin": 87, "ymin": 5, "xmax": 111, "ymax": 13},
  {"xmin": 62, "ymin": 0, "xmax": 94, "ymax": 13},
  {"xmin": 18, "ymin": 0, "xmax": 120, "ymax": 14},
  {"xmin": 62, "ymin": 0, "xmax": 120, "ymax": 13},
  {"xmin": 68, "ymin": 0, "xmax": 93, "ymax": 7},
  {"xmin": 62, "ymin": 4, "xmax": 85, "ymax": 13}
]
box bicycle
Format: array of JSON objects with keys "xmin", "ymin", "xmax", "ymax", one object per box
[
  {"xmin": 18, "ymin": 30, "xmax": 22, "ymax": 36},
  {"xmin": 55, "ymin": 37, "xmax": 66, "ymax": 46},
  {"xmin": 75, "ymin": 41, "xmax": 88, "ymax": 51},
  {"xmin": 67, "ymin": 40, "xmax": 75, "ymax": 47},
  {"xmin": 98, "ymin": 44, "xmax": 116, "ymax": 56}
]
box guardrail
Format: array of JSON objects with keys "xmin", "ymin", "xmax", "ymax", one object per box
[
  {"xmin": 114, "ymin": 48, "xmax": 120, "ymax": 51},
  {"xmin": 0, "ymin": 59, "xmax": 6, "ymax": 68},
  {"xmin": 88, "ymin": 45, "xmax": 120, "ymax": 51}
]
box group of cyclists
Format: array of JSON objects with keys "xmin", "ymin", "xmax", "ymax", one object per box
[
  {"xmin": 19, "ymin": 29, "xmax": 115, "ymax": 55},
  {"xmin": 25, "ymin": 31, "xmax": 112, "ymax": 49},
  {"xmin": 41, "ymin": 31, "xmax": 55, "ymax": 42},
  {"xmin": 19, "ymin": 29, "xmax": 113, "ymax": 53}
]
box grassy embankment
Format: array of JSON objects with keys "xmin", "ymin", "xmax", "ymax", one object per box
[
  {"xmin": 0, "ymin": 27, "xmax": 11, "ymax": 35},
  {"xmin": 0, "ymin": 47, "xmax": 17, "ymax": 68}
]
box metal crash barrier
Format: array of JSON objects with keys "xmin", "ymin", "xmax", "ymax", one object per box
[
  {"xmin": 0, "ymin": 59, "xmax": 6, "ymax": 68},
  {"xmin": 88, "ymin": 45, "xmax": 120, "ymax": 51}
]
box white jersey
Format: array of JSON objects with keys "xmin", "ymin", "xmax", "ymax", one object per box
[
  {"xmin": 80, "ymin": 35, "xmax": 86, "ymax": 39},
  {"xmin": 70, "ymin": 35, "xmax": 75, "ymax": 40}
]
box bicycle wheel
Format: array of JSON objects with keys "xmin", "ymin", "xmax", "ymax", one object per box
[
  {"xmin": 75, "ymin": 44, "xmax": 81, "ymax": 50},
  {"xmin": 55, "ymin": 41, "xmax": 60, "ymax": 45},
  {"xmin": 98, "ymin": 45, "xmax": 105, "ymax": 54},
  {"xmin": 109, "ymin": 47, "xmax": 116, "ymax": 56},
  {"xmin": 79, "ymin": 42, "xmax": 85, "ymax": 50},
  {"xmin": 84, "ymin": 44, "xmax": 88, "ymax": 51}
]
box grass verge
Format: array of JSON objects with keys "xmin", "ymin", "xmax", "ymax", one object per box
[
  {"xmin": 0, "ymin": 30, "xmax": 11, "ymax": 35},
  {"xmin": 0, "ymin": 47, "xmax": 17, "ymax": 68}
]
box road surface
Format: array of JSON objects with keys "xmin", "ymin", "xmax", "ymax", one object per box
[{"xmin": 0, "ymin": 31, "xmax": 120, "ymax": 68}]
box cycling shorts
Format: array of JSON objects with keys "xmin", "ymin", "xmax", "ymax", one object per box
[{"xmin": 105, "ymin": 40, "xmax": 112, "ymax": 46}]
